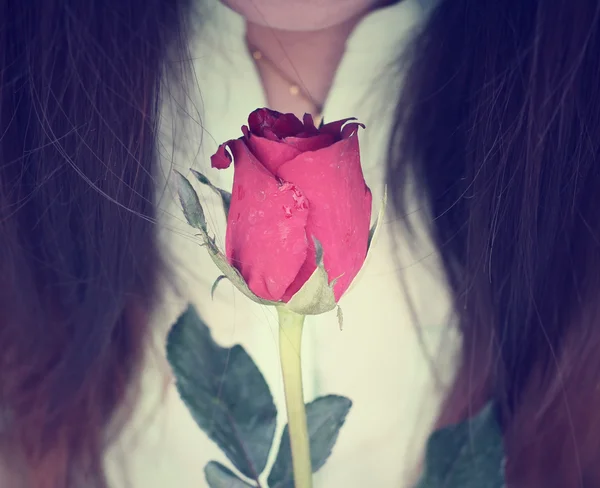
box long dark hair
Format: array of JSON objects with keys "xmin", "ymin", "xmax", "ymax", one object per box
[
  {"xmin": 389, "ymin": 0, "xmax": 600, "ymax": 485},
  {"xmin": 0, "ymin": 0, "xmax": 189, "ymax": 486}
]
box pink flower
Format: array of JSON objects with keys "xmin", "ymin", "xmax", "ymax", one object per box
[{"xmin": 211, "ymin": 108, "xmax": 372, "ymax": 303}]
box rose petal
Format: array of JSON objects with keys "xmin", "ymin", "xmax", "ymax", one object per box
[
  {"xmin": 225, "ymin": 138, "xmax": 310, "ymax": 301},
  {"xmin": 246, "ymin": 135, "xmax": 302, "ymax": 174},
  {"xmin": 319, "ymin": 117, "xmax": 357, "ymax": 138},
  {"xmin": 341, "ymin": 122, "xmax": 365, "ymax": 139},
  {"xmin": 211, "ymin": 142, "xmax": 233, "ymax": 169},
  {"xmin": 271, "ymin": 115, "xmax": 306, "ymax": 138},
  {"xmin": 281, "ymin": 241, "xmax": 318, "ymax": 301},
  {"xmin": 302, "ymin": 113, "xmax": 320, "ymax": 134},
  {"xmin": 277, "ymin": 131, "xmax": 372, "ymax": 301},
  {"xmin": 263, "ymin": 128, "xmax": 279, "ymax": 141},
  {"xmin": 248, "ymin": 108, "xmax": 304, "ymax": 138},
  {"xmin": 245, "ymin": 123, "xmax": 335, "ymax": 173},
  {"xmin": 283, "ymin": 133, "xmax": 335, "ymax": 152}
]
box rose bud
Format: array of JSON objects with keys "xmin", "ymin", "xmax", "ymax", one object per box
[{"xmin": 207, "ymin": 108, "xmax": 373, "ymax": 314}]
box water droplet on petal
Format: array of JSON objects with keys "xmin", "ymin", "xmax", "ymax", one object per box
[
  {"xmin": 282, "ymin": 205, "xmax": 293, "ymax": 218},
  {"xmin": 291, "ymin": 189, "xmax": 309, "ymax": 210},
  {"xmin": 278, "ymin": 221, "xmax": 291, "ymax": 241},
  {"xmin": 278, "ymin": 182, "xmax": 309, "ymax": 210},
  {"xmin": 247, "ymin": 209, "xmax": 258, "ymax": 224},
  {"xmin": 279, "ymin": 182, "xmax": 294, "ymax": 192}
]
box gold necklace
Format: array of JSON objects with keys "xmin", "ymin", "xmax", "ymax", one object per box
[{"xmin": 250, "ymin": 48, "xmax": 323, "ymax": 127}]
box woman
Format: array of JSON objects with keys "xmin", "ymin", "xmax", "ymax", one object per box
[{"xmin": 1, "ymin": 0, "xmax": 599, "ymax": 487}]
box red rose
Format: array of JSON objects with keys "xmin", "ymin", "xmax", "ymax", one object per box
[{"xmin": 211, "ymin": 108, "xmax": 372, "ymax": 304}]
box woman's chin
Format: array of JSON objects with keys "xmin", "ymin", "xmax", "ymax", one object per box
[{"xmin": 220, "ymin": 0, "xmax": 384, "ymax": 31}]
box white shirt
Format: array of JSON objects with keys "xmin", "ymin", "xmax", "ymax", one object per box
[{"xmin": 106, "ymin": 1, "xmax": 458, "ymax": 487}]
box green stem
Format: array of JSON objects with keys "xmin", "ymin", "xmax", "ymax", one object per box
[{"xmin": 277, "ymin": 307, "xmax": 312, "ymax": 488}]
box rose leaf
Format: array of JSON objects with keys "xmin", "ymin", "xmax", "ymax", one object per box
[
  {"xmin": 415, "ymin": 403, "xmax": 505, "ymax": 488},
  {"xmin": 205, "ymin": 461, "xmax": 256, "ymax": 488},
  {"xmin": 167, "ymin": 306, "xmax": 277, "ymax": 480},
  {"xmin": 267, "ymin": 395, "xmax": 353, "ymax": 488},
  {"xmin": 367, "ymin": 186, "xmax": 387, "ymax": 252},
  {"xmin": 191, "ymin": 168, "xmax": 232, "ymax": 218},
  {"xmin": 175, "ymin": 170, "xmax": 207, "ymax": 232}
]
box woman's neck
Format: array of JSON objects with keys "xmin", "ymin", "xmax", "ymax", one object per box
[{"xmin": 245, "ymin": 15, "xmax": 364, "ymax": 118}]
